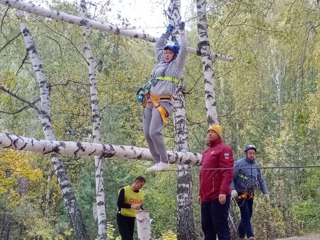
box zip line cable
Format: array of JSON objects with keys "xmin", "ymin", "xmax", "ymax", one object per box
[
  {"xmin": 142, "ymin": 164, "xmax": 320, "ymax": 172},
  {"xmin": 201, "ymin": 165, "xmax": 320, "ymax": 170}
]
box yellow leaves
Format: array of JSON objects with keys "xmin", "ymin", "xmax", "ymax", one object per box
[
  {"xmin": 161, "ymin": 230, "xmax": 177, "ymax": 240},
  {"xmin": 0, "ymin": 149, "xmax": 43, "ymax": 195}
]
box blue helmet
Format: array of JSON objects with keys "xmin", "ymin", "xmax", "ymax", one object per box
[
  {"xmin": 164, "ymin": 41, "xmax": 180, "ymax": 54},
  {"xmin": 245, "ymin": 144, "xmax": 257, "ymax": 152}
]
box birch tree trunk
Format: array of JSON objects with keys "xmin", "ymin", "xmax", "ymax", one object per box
[
  {"xmin": 0, "ymin": 0, "xmax": 233, "ymax": 62},
  {"xmin": 167, "ymin": 0, "xmax": 197, "ymax": 239},
  {"xmin": 79, "ymin": 1, "xmax": 107, "ymax": 238},
  {"xmin": 20, "ymin": 23, "xmax": 90, "ymax": 240},
  {"xmin": 196, "ymin": 1, "xmax": 237, "ymax": 238},
  {"xmin": 173, "ymin": 85, "xmax": 197, "ymax": 240},
  {"xmin": 136, "ymin": 211, "xmax": 152, "ymax": 240},
  {"xmin": 0, "ymin": 133, "xmax": 202, "ymax": 164},
  {"xmin": 196, "ymin": 0, "xmax": 218, "ymax": 125}
]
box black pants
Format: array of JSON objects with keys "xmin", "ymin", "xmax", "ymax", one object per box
[
  {"xmin": 201, "ymin": 196, "xmax": 231, "ymax": 240},
  {"xmin": 237, "ymin": 197, "xmax": 254, "ymax": 238},
  {"xmin": 117, "ymin": 213, "xmax": 135, "ymax": 240}
]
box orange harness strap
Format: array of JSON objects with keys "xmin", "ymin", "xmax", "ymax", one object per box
[
  {"xmin": 239, "ymin": 192, "xmax": 254, "ymax": 199},
  {"xmin": 145, "ymin": 94, "xmax": 172, "ymax": 124}
]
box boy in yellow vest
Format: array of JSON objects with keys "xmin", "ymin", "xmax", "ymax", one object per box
[{"xmin": 117, "ymin": 176, "xmax": 145, "ymax": 240}]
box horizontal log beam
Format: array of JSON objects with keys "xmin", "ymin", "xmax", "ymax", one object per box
[
  {"xmin": 0, "ymin": 133, "xmax": 202, "ymax": 165},
  {"xmin": 0, "ymin": 0, "xmax": 233, "ymax": 61}
]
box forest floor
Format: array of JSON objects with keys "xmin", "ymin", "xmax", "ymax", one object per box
[{"xmin": 277, "ymin": 234, "xmax": 320, "ymax": 240}]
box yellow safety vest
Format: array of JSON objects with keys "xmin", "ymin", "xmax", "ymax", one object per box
[{"xmin": 119, "ymin": 185, "xmax": 144, "ymax": 217}]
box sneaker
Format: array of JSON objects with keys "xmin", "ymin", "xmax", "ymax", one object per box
[
  {"xmin": 248, "ymin": 237, "xmax": 255, "ymax": 240},
  {"xmin": 157, "ymin": 162, "xmax": 169, "ymax": 171},
  {"xmin": 146, "ymin": 163, "xmax": 160, "ymax": 172},
  {"xmin": 146, "ymin": 162, "xmax": 169, "ymax": 172}
]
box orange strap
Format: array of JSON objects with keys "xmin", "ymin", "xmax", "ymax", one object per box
[
  {"xmin": 145, "ymin": 94, "xmax": 172, "ymax": 124},
  {"xmin": 239, "ymin": 192, "xmax": 254, "ymax": 199}
]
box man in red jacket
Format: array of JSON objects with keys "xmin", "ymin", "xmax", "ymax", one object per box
[{"xmin": 199, "ymin": 124, "xmax": 234, "ymax": 240}]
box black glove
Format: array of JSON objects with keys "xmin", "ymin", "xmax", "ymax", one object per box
[{"xmin": 178, "ymin": 21, "xmax": 185, "ymax": 31}]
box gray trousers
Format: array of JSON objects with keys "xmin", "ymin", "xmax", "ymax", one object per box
[{"xmin": 143, "ymin": 104, "xmax": 168, "ymax": 163}]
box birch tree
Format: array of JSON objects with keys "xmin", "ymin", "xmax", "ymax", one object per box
[
  {"xmin": 0, "ymin": 132, "xmax": 202, "ymax": 164},
  {"xmin": 79, "ymin": 0, "xmax": 107, "ymax": 238},
  {"xmin": 196, "ymin": 0, "xmax": 237, "ymax": 238},
  {"xmin": 19, "ymin": 23, "xmax": 90, "ymax": 239},
  {"xmin": 196, "ymin": 0, "xmax": 218, "ymax": 125},
  {"xmin": 166, "ymin": 0, "xmax": 197, "ymax": 239}
]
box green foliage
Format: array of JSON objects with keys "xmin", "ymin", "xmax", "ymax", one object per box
[{"xmin": 1, "ymin": 0, "xmax": 320, "ymax": 238}]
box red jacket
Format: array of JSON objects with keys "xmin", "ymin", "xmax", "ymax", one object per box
[{"xmin": 199, "ymin": 138, "xmax": 234, "ymax": 202}]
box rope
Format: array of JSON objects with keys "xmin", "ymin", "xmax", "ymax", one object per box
[{"xmin": 201, "ymin": 165, "xmax": 320, "ymax": 170}]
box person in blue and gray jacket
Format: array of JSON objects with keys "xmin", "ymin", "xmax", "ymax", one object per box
[{"xmin": 231, "ymin": 144, "xmax": 270, "ymax": 240}]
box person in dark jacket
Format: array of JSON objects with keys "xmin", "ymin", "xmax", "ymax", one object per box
[
  {"xmin": 199, "ymin": 124, "xmax": 234, "ymax": 240},
  {"xmin": 117, "ymin": 176, "xmax": 145, "ymax": 240},
  {"xmin": 231, "ymin": 144, "xmax": 269, "ymax": 240}
]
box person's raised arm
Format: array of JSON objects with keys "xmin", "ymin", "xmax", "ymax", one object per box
[
  {"xmin": 155, "ymin": 24, "xmax": 174, "ymax": 62},
  {"xmin": 173, "ymin": 22, "xmax": 188, "ymax": 71}
]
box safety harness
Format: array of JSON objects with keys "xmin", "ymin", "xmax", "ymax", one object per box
[
  {"xmin": 237, "ymin": 171, "xmax": 258, "ymax": 200},
  {"xmin": 156, "ymin": 76, "xmax": 180, "ymax": 84},
  {"xmin": 238, "ymin": 192, "xmax": 254, "ymax": 200},
  {"xmin": 137, "ymin": 44, "xmax": 181, "ymax": 123},
  {"xmin": 144, "ymin": 94, "xmax": 173, "ymax": 124}
]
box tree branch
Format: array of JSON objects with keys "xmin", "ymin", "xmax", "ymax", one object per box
[
  {"xmin": 0, "ymin": 85, "xmax": 40, "ymax": 113},
  {"xmin": 0, "ymin": 32, "xmax": 21, "ymax": 53},
  {"xmin": 0, "ymin": 6, "xmax": 9, "ymax": 39}
]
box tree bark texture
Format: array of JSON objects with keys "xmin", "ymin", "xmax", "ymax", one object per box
[
  {"xmin": 136, "ymin": 211, "xmax": 152, "ymax": 240},
  {"xmin": 195, "ymin": 1, "xmax": 237, "ymax": 238},
  {"xmin": 0, "ymin": 132, "xmax": 202, "ymax": 165},
  {"xmin": 168, "ymin": 0, "xmax": 197, "ymax": 239},
  {"xmin": 20, "ymin": 23, "xmax": 90, "ymax": 240},
  {"xmin": 79, "ymin": 1, "xmax": 107, "ymax": 238},
  {"xmin": 0, "ymin": 0, "xmax": 233, "ymax": 61},
  {"xmin": 196, "ymin": 0, "xmax": 218, "ymax": 125},
  {"xmin": 173, "ymin": 85, "xmax": 197, "ymax": 240}
]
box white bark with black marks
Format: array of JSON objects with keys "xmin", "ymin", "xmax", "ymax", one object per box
[
  {"xmin": 168, "ymin": 0, "xmax": 197, "ymax": 239},
  {"xmin": 0, "ymin": 133, "xmax": 202, "ymax": 165},
  {"xmin": 79, "ymin": 0, "xmax": 107, "ymax": 239},
  {"xmin": 0, "ymin": 0, "xmax": 233, "ymax": 61},
  {"xmin": 20, "ymin": 23, "xmax": 90, "ymax": 240},
  {"xmin": 196, "ymin": 1, "xmax": 237, "ymax": 238},
  {"xmin": 196, "ymin": 0, "xmax": 218, "ymax": 125}
]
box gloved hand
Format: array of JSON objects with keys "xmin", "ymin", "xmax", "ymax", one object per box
[
  {"xmin": 131, "ymin": 204, "xmax": 141, "ymax": 210},
  {"xmin": 178, "ymin": 21, "xmax": 185, "ymax": 31},
  {"xmin": 166, "ymin": 24, "xmax": 175, "ymax": 34},
  {"xmin": 264, "ymin": 193, "xmax": 270, "ymax": 203},
  {"xmin": 231, "ymin": 190, "xmax": 238, "ymax": 199}
]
